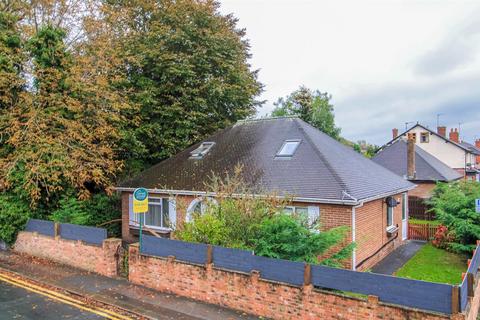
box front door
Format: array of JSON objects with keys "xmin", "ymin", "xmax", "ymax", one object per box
[{"xmin": 402, "ymin": 193, "xmax": 408, "ymax": 240}]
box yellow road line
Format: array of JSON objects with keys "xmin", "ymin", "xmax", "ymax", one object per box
[{"xmin": 0, "ymin": 273, "xmax": 133, "ymax": 320}]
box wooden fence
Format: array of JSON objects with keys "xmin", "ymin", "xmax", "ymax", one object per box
[
  {"xmin": 408, "ymin": 196, "xmax": 435, "ymax": 220},
  {"xmin": 408, "ymin": 223, "xmax": 438, "ymax": 241},
  {"xmin": 25, "ymin": 219, "xmax": 107, "ymax": 246}
]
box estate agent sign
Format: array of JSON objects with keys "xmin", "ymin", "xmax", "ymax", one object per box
[{"xmin": 133, "ymin": 187, "xmax": 149, "ymax": 213}]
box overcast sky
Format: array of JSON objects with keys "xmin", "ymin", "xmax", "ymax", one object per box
[{"xmin": 219, "ymin": 0, "xmax": 480, "ymax": 145}]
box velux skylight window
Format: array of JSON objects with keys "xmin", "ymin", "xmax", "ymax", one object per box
[
  {"xmin": 276, "ymin": 139, "xmax": 301, "ymax": 158},
  {"xmin": 190, "ymin": 142, "xmax": 215, "ymax": 159}
]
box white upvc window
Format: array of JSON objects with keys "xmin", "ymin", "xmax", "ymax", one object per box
[
  {"xmin": 282, "ymin": 206, "xmax": 320, "ymax": 229},
  {"xmin": 129, "ymin": 195, "xmax": 176, "ymax": 231},
  {"xmin": 387, "ymin": 206, "xmax": 394, "ymax": 227},
  {"xmin": 185, "ymin": 197, "xmax": 218, "ymax": 223}
]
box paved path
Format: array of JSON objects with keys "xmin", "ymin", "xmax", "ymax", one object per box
[
  {"xmin": 0, "ymin": 251, "xmax": 258, "ymax": 320},
  {"xmin": 371, "ymin": 241, "xmax": 425, "ymax": 275},
  {"xmin": 0, "ymin": 281, "xmax": 104, "ymax": 320}
]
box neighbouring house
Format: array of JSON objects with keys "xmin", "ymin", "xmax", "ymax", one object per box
[
  {"xmin": 372, "ymin": 138, "xmax": 463, "ymax": 199},
  {"xmin": 117, "ymin": 117, "xmax": 415, "ymax": 271},
  {"xmin": 389, "ymin": 124, "xmax": 480, "ymax": 182}
]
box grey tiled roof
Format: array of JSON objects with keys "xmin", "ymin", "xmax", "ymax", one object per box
[
  {"xmin": 372, "ymin": 139, "xmax": 462, "ymax": 182},
  {"xmin": 120, "ymin": 117, "xmax": 415, "ymax": 202},
  {"xmin": 460, "ymin": 142, "xmax": 480, "ymax": 155}
]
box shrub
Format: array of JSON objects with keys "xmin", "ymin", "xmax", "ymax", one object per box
[
  {"xmin": 429, "ymin": 181, "xmax": 480, "ymax": 253},
  {"xmin": 0, "ymin": 192, "xmax": 31, "ymax": 244},
  {"xmin": 254, "ymin": 214, "xmax": 353, "ymax": 266},
  {"xmin": 175, "ymin": 166, "xmax": 353, "ymax": 266},
  {"xmin": 431, "ymin": 225, "xmax": 454, "ymax": 249},
  {"xmin": 51, "ymin": 192, "xmax": 121, "ymax": 237}
]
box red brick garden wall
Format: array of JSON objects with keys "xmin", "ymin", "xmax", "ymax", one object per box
[
  {"xmin": 128, "ymin": 244, "xmax": 453, "ymax": 320},
  {"xmin": 14, "ymin": 231, "xmax": 121, "ymax": 277}
]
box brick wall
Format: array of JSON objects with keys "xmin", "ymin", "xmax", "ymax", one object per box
[
  {"xmin": 355, "ymin": 194, "xmax": 405, "ymax": 271},
  {"xmin": 14, "ymin": 231, "xmax": 121, "ymax": 277},
  {"xmin": 128, "ymin": 244, "xmax": 454, "ymax": 320},
  {"xmin": 409, "ymin": 182, "xmax": 436, "ymax": 199}
]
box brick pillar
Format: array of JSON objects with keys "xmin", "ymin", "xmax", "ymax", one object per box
[
  {"xmin": 121, "ymin": 192, "xmax": 135, "ymax": 243},
  {"xmin": 102, "ymin": 238, "xmax": 122, "ymax": 277}
]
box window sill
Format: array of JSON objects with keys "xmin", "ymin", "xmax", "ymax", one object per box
[
  {"xmin": 129, "ymin": 224, "xmax": 172, "ymax": 233},
  {"xmin": 386, "ymin": 225, "xmax": 398, "ymax": 236}
]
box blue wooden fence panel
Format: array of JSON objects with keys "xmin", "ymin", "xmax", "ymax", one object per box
[
  {"xmin": 25, "ymin": 219, "xmax": 55, "ymax": 237},
  {"xmin": 141, "ymin": 235, "xmax": 207, "ymax": 265},
  {"xmin": 460, "ymin": 278, "xmax": 468, "ymax": 311},
  {"xmin": 311, "ymin": 265, "xmax": 452, "ymax": 314},
  {"xmin": 213, "ymin": 246, "xmax": 255, "ymax": 273},
  {"xmin": 212, "ymin": 247, "xmax": 305, "ymax": 285},
  {"xmin": 252, "ymin": 255, "xmax": 305, "ymax": 286},
  {"xmin": 59, "ymin": 223, "xmax": 107, "ymax": 246},
  {"xmin": 467, "ymin": 247, "xmax": 480, "ymax": 274}
]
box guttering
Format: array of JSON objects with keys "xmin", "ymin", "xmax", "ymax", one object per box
[
  {"xmin": 114, "ymin": 187, "xmax": 359, "ymax": 205},
  {"xmin": 114, "ymin": 185, "xmax": 415, "ymax": 206}
]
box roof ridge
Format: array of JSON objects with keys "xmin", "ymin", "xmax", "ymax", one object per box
[
  {"xmin": 294, "ymin": 118, "xmax": 353, "ymax": 199},
  {"xmin": 235, "ymin": 116, "xmax": 299, "ymax": 124},
  {"xmin": 414, "ymin": 146, "xmax": 453, "ymax": 181}
]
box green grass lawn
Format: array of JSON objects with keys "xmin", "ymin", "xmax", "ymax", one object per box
[
  {"xmin": 408, "ymin": 218, "xmax": 441, "ymax": 226},
  {"xmin": 395, "ymin": 243, "xmax": 467, "ymax": 284}
]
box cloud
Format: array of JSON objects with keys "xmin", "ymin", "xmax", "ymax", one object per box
[
  {"xmin": 413, "ymin": 10, "xmax": 480, "ymax": 76},
  {"xmin": 336, "ymin": 72, "xmax": 480, "ymax": 145}
]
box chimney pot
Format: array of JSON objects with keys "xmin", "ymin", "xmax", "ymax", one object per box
[
  {"xmin": 392, "ymin": 128, "xmax": 398, "ymax": 139},
  {"xmin": 449, "ymin": 128, "xmax": 459, "ymax": 143}
]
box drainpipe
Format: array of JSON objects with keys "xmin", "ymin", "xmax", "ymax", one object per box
[{"xmin": 351, "ymin": 202, "xmax": 364, "ymax": 271}]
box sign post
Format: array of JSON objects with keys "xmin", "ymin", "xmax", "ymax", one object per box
[
  {"xmin": 133, "ymin": 188, "xmax": 149, "ymax": 251},
  {"xmin": 476, "ymin": 199, "xmax": 480, "ymax": 214}
]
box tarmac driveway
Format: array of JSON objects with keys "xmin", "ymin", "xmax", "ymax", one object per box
[{"xmin": 0, "ymin": 280, "xmax": 104, "ymax": 320}]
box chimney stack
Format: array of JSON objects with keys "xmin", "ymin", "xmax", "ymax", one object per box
[
  {"xmin": 437, "ymin": 126, "xmax": 446, "ymax": 137},
  {"xmin": 407, "ymin": 138, "xmax": 416, "ymax": 179},
  {"xmin": 392, "ymin": 128, "xmax": 399, "ymax": 139},
  {"xmin": 476, "ymin": 139, "xmax": 480, "ymax": 165},
  {"xmin": 449, "ymin": 128, "xmax": 459, "ymax": 143}
]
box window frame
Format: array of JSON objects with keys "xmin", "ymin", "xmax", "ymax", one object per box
[
  {"xmin": 190, "ymin": 142, "xmax": 215, "ymax": 159},
  {"xmin": 276, "ymin": 139, "xmax": 301, "ymax": 158},
  {"xmin": 387, "ymin": 205, "xmax": 394, "ymax": 227},
  {"xmin": 420, "ymin": 132, "xmax": 429, "ymax": 143},
  {"xmin": 186, "ymin": 197, "xmax": 217, "ymax": 222},
  {"xmin": 131, "ymin": 196, "xmax": 172, "ymax": 231}
]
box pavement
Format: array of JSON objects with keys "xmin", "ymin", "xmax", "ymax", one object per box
[
  {"xmin": 0, "ymin": 280, "xmax": 104, "ymax": 320},
  {"xmin": 0, "ymin": 250, "xmax": 259, "ymax": 320},
  {"xmin": 370, "ymin": 240, "xmax": 425, "ymax": 275}
]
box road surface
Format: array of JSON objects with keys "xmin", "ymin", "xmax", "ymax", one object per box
[{"xmin": 0, "ymin": 280, "xmax": 105, "ymax": 320}]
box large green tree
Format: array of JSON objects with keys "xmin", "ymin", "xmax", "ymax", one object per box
[
  {"xmin": 107, "ymin": 0, "xmax": 262, "ymax": 172},
  {"xmin": 271, "ymin": 86, "xmax": 341, "ymax": 139}
]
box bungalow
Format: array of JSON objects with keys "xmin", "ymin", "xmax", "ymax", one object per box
[
  {"xmin": 372, "ymin": 138, "xmax": 462, "ymax": 199},
  {"xmin": 117, "ymin": 117, "xmax": 415, "ymax": 271},
  {"xmin": 389, "ymin": 124, "xmax": 480, "ymax": 182}
]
